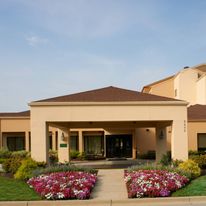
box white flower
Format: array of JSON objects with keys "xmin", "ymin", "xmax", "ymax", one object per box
[{"xmin": 57, "ymin": 192, "xmax": 65, "ymax": 199}]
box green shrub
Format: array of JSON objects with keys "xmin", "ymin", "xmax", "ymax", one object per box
[
  {"xmin": 32, "ymin": 163, "xmax": 97, "ymax": 177},
  {"xmin": 0, "ymin": 150, "xmax": 12, "ymax": 159},
  {"xmin": 189, "ymin": 154, "xmax": 206, "ymax": 169},
  {"xmin": 14, "ymin": 158, "xmax": 38, "ymax": 180},
  {"xmin": 77, "ymin": 152, "xmax": 86, "ymax": 160},
  {"xmin": 11, "ymin": 150, "xmax": 30, "ymax": 158},
  {"xmin": 189, "ymin": 150, "xmax": 206, "ymax": 156},
  {"xmin": 0, "ymin": 158, "xmax": 7, "ymax": 164},
  {"xmin": 171, "ymin": 159, "xmax": 183, "ymax": 168},
  {"xmin": 70, "ymin": 151, "xmax": 86, "ymax": 160},
  {"xmin": 178, "ymin": 159, "xmax": 201, "ymax": 179},
  {"xmin": 36, "ymin": 161, "xmax": 47, "ymax": 168},
  {"xmin": 159, "ymin": 151, "xmax": 171, "ymax": 166},
  {"xmin": 49, "ymin": 150, "xmax": 58, "ymax": 164},
  {"xmin": 3, "ymin": 156, "xmax": 23, "ymax": 174},
  {"xmin": 128, "ymin": 163, "xmax": 159, "ymax": 172},
  {"xmin": 70, "ymin": 151, "xmax": 80, "ymax": 159}
]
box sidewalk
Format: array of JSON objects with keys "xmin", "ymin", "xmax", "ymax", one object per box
[
  {"xmin": 91, "ymin": 169, "xmax": 127, "ymax": 200},
  {"xmin": 1, "ymin": 197, "xmax": 206, "ymax": 206}
]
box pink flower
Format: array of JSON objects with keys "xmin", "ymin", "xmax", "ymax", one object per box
[
  {"xmin": 124, "ymin": 170, "xmax": 189, "ymax": 198},
  {"xmin": 27, "ymin": 171, "xmax": 97, "ymax": 200}
]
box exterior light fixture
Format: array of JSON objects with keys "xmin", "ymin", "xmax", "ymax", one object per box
[{"xmin": 61, "ymin": 132, "xmax": 65, "ymax": 141}]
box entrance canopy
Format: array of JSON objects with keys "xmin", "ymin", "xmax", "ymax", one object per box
[{"xmin": 29, "ymin": 86, "xmax": 188, "ymax": 162}]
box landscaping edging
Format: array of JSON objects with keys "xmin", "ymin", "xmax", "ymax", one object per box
[{"xmin": 1, "ymin": 196, "xmax": 206, "ymax": 206}]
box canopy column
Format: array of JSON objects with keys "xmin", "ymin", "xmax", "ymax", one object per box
[{"xmin": 58, "ymin": 128, "xmax": 70, "ymax": 163}]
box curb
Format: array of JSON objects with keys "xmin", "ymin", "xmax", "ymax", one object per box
[{"xmin": 0, "ymin": 196, "xmax": 206, "ymax": 206}]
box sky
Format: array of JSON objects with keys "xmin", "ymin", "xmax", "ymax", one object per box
[{"xmin": 1, "ymin": 0, "xmax": 206, "ymax": 112}]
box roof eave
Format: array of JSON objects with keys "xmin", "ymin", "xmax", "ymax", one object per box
[
  {"xmin": 188, "ymin": 119, "xmax": 206, "ymax": 122},
  {"xmin": 0, "ymin": 116, "xmax": 30, "ymax": 119},
  {"xmin": 29, "ymin": 101, "xmax": 188, "ymax": 107}
]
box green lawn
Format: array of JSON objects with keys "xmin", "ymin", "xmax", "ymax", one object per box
[
  {"xmin": 0, "ymin": 176, "xmax": 41, "ymax": 201},
  {"xmin": 172, "ymin": 175, "xmax": 206, "ymax": 197}
]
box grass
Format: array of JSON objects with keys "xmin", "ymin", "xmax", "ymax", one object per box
[
  {"xmin": 0, "ymin": 176, "xmax": 41, "ymax": 201},
  {"xmin": 172, "ymin": 175, "xmax": 206, "ymax": 197}
]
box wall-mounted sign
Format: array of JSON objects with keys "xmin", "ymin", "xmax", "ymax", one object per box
[{"xmin": 60, "ymin": 143, "xmax": 67, "ymax": 148}]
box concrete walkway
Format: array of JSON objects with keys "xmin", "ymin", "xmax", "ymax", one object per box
[
  {"xmin": 91, "ymin": 169, "xmax": 128, "ymax": 200},
  {"xmin": 2, "ymin": 197, "xmax": 206, "ymax": 206}
]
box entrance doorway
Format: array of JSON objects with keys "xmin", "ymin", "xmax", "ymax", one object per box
[{"xmin": 106, "ymin": 134, "xmax": 132, "ymax": 158}]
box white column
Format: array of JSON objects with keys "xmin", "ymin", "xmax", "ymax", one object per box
[
  {"xmin": 31, "ymin": 121, "xmax": 49, "ymax": 163},
  {"xmin": 171, "ymin": 120, "xmax": 188, "ymax": 160},
  {"xmin": 156, "ymin": 126, "xmax": 167, "ymax": 162},
  {"xmin": 58, "ymin": 128, "xmax": 70, "ymax": 163},
  {"xmin": 132, "ymin": 130, "xmax": 137, "ymax": 159},
  {"xmin": 25, "ymin": 131, "xmax": 30, "ymax": 151},
  {"xmin": 78, "ymin": 130, "xmax": 84, "ymax": 153}
]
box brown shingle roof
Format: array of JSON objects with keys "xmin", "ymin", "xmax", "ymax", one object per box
[
  {"xmin": 35, "ymin": 86, "xmax": 180, "ymax": 102},
  {"xmin": 188, "ymin": 104, "xmax": 206, "ymax": 121},
  {"xmin": 0, "ymin": 110, "xmax": 30, "ymax": 117}
]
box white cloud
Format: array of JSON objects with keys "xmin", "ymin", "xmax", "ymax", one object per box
[{"xmin": 25, "ymin": 35, "xmax": 48, "ymax": 47}]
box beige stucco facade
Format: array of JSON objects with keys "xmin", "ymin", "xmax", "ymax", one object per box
[
  {"xmin": 144, "ymin": 77, "xmax": 175, "ymax": 99},
  {"xmin": 29, "ymin": 101, "xmax": 188, "ymax": 162},
  {"xmin": 196, "ymin": 75, "xmax": 206, "ymax": 105},
  {"xmin": 188, "ymin": 121, "xmax": 206, "ymax": 151},
  {"xmin": 0, "ymin": 117, "xmax": 30, "ymax": 151},
  {"xmin": 141, "ymin": 63, "xmax": 206, "ymax": 155}
]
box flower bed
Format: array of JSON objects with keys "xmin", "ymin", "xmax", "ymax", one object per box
[
  {"xmin": 124, "ymin": 170, "xmax": 189, "ymax": 198},
  {"xmin": 27, "ymin": 171, "xmax": 97, "ymax": 200}
]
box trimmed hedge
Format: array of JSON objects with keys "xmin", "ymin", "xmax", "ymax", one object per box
[{"xmin": 32, "ymin": 163, "xmax": 97, "ymax": 177}]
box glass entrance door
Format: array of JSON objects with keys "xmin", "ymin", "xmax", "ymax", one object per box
[{"xmin": 106, "ymin": 134, "xmax": 132, "ymax": 158}]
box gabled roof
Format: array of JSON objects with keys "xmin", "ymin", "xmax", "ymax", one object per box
[
  {"xmin": 188, "ymin": 104, "xmax": 206, "ymax": 121},
  {"xmin": 34, "ymin": 86, "xmax": 180, "ymax": 103},
  {"xmin": 142, "ymin": 63, "xmax": 206, "ymax": 93},
  {"xmin": 0, "ymin": 110, "xmax": 30, "ymax": 117},
  {"xmin": 193, "ymin": 63, "xmax": 206, "ymax": 73}
]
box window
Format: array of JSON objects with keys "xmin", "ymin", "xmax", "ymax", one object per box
[
  {"xmin": 7, "ymin": 136, "xmax": 25, "ymax": 151},
  {"xmin": 29, "ymin": 132, "xmax": 31, "ymax": 151},
  {"xmin": 70, "ymin": 132, "xmax": 79, "ymax": 151},
  {"xmin": 198, "ymin": 133, "xmax": 206, "ymax": 151},
  {"xmin": 49, "ymin": 132, "xmax": 53, "ymax": 150},
  {"xmin": 83, "ymin": 132, "xmax": 104, "ymax": 156},
  {"xmin": 55, "ymin": 131, "xmax": 58, "ymax": 150}
]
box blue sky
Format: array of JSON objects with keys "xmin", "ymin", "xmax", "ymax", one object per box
[{"xmin": 1, "ymin": 0, "xmax": 206, "ymax": 111}]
